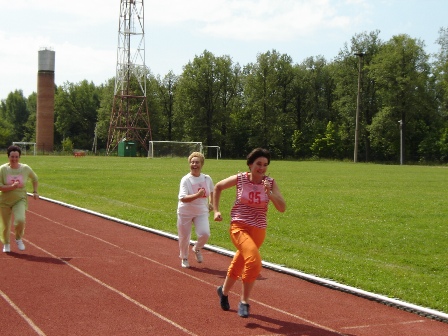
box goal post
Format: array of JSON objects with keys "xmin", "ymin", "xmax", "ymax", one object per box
[
  {"xmin": 148, "ymin": 141, "xmax": 203, "ymax": 158},
  {"xmin": 12, "ymin": 142, "xmax": 37, "ymax": 155},
  {"xmin": 203, "ymin": 146, "xmax": 221, "ymax": 160}
]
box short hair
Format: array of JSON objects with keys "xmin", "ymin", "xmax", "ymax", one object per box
[
  {"xmin": 246, "ymin": 148, "xmax": 270, "ymax": 166},
  {"xmin": 7, "ymin": 145, "xmax": 21, "ymax": 157},
  {"xmin": 188, "ymin": 152, "xmax": 205, "ymax": 165}
]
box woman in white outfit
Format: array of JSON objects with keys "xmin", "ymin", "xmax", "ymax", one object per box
[{"xmin": 177, "ymin": 152, "xmax": 214, "ymax": 268}]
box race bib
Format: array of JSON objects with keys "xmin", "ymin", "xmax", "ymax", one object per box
[
  {"xmin": 240, "ymin": 183, "xmax": 267, "ymax": 208},
  {"xmin": 191, "ymin": 181, "xmax": 207, "ymax": 198},
  {"xmin": 6, "ymin": 174, "xmax": 24, "ymax": 186}
]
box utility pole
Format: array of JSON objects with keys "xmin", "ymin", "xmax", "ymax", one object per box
[
  {"xmin": 107, "ymin": 0, "xmax": 152, "ymax": 155},
  {"xmin": 92, "ymin": 123, "xmax": 98, "ymax": 154},
  {"xmin": 398, "ymin": 120, "xmax": 403, "ymax": 165},
  {"xmin": 354, "ymin": 52, "xmax": 364, "ymax": 163}
]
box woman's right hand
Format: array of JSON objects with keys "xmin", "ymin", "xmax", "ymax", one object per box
[{"xmin": 197, "ymin": 188, "xmax": 206, "ymax": 198}]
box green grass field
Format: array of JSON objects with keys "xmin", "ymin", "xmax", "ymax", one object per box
[{"xmin": 18, "ymin": 155, "xmax": 448, "ymax": 313}]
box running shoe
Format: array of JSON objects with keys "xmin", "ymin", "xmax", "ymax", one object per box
[
  {"xmin": 181, "ymin": 258, "xmax": 190, "ymax": 268},
  {"xmin": 192, "ymin": 245, "xmax": 203, "ymax": 263},
  {"xmin": 238, "ymin": 302, "xmax": 250, "ymax": 318},
  {"xmin": 217, "ymin": 286, "xmax": 230, "ymax": 311},
  {"xmin": 2, "ymin": 244, "xmax": 10, "ymax": 253},
  {"xmin": 15, "ymin": 239, "xmax": 25, "ymax": 251}
]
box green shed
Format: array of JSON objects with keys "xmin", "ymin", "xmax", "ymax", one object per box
[{"xmin": 118, "ymin": 141, "xmax": 136, "ymax": 157}]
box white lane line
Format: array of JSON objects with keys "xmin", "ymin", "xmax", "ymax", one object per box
[
  {"xmin": 341, "ymin": 319, "xmax": 426, "ymax": 330},
  {"xmin": 26, "ymin": 240, "xmax": 198, "ymax": 336},
  {"xmin": 28, "ymin": 210, "xmax": 345, "ymax": 335},
  {"xmin": 0, "ymin": 290, "xmax": 46, "ymax": 336},
  {"xmin": 30, "ymin": 195, "xmax": 448, "ymax": 324},
  {"xmin": 251, "ymin": 299, "xmax": 346, "ymax": 335}
]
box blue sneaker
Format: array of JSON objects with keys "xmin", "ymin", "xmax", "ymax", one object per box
[
  {"xmin": 217, "ymin": 286, "xmax": 230, "ymax": 311},
  {"xmin": 238, "ymin": 302, "xmax": 250, "ymax": 318}
]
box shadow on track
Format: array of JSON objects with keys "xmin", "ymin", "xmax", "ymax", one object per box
[
  {"xmin": 8, "ymin": 252, "xmax": 71, "ymax": 265},
  {"xmin": 247, "ymin": 314, "xmax": 355, "ymax": 336}
]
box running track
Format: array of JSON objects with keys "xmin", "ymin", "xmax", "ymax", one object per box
[{"xmin": 0, "ymin": 197, "xmax": 447, "ymax": 336}]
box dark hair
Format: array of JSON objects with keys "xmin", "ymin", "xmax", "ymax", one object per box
[
  {"xmin": 246, "ymin": 148, "xmax": 270, "ymax": 166},
  {"xmin": 7, "ymin": 145, "xmax": 21, "ymax": 157}
]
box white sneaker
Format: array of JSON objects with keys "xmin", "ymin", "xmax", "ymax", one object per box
[
  {"xmin": 16, "ymin": 239, "xmax": 25, "ymax": 251},
  {"xmin": 181, "ymin": 258, "xmax": 190, "ymax": 268},
  {"xmin": 192, "ymin": 246, "xmax": 203, "ymax": 263},
  {"xmin": 3, "ymin": 244, "xmax": 10, "ymax": 253}
]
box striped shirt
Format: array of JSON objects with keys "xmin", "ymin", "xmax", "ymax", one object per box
[{"xmin": 230, "ymin": 172, "xmax": 273, "ymax": 229}]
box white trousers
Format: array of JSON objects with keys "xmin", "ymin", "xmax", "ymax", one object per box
[{"xmin": 177, "ymin": 212, "xmax": 210, "ymax": 259}]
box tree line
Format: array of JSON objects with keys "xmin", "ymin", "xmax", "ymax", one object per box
[{"xmin": 1, "ymin": 29, "xmax": 448, "ymax": 163}]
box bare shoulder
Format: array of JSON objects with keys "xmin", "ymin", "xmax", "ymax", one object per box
[{"xmin": 216, "ymin": 174, "xmax": 238, "ymax": 189}]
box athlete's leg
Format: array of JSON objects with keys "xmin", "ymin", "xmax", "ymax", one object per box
[
  {"xmin": 12, "ymin": 200, "xmax": 27, "ymax": 240},
  {"xmin": 192, "ymin": 213, "xmax": 210, "ymax": 249},
  {"xmin": 177, "ymin": 214, "xmax": 193, "ymax": 259},
  {"xmin": 0, "ymin": 207, "xmax": 12, "ymax": 244}
]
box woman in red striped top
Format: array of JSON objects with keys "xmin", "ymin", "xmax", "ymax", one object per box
[{"xmin": 213, "ymin": 148, "xmax": 286, "ymax": 318}]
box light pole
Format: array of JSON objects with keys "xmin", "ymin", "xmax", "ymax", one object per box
[
  {"xmin": 398, "ymin": 120, "xmax": 403, "ymax": 165},
  {"xmin": 354, "ymin": 52, "xmax": 364, "ymax": 163}
]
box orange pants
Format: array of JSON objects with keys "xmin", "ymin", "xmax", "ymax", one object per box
[{"xmin": 227, "ymin": 222, "xmax": 266, "ymax": 283}]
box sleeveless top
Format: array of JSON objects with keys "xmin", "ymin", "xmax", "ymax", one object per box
[{"xmin": 230, "ymin": 172, "xmax": 273, "ymax": 229}]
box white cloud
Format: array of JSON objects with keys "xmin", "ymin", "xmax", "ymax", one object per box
[
  {"xmin": 1, "ymin": 0, "xmax": 117, "ymax": 23},
  {"xmin": 0, "ymin": 0, "xmax": 368, "ymax": 98},
  {"xmin": 0, "ymin": 31, "xmax": 49, "ymax": 96},
  {"xmin": 55, "ymin": 42, "xmax": 116, "ymax": 86},
  {"xmin": 147, "ymin": 0, "xmax": 366, "ymax": 41},
  {"xmin": 0, "ymin": 30, "xmax": 114, "ymax": 97},
  {"xmin": 1, "ymin": 0, "xmax": 446, "ymax": 99}
]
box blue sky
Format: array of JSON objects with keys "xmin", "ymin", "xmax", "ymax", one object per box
[{"xmin": 0, "ymin": 0, "xmax": 447, "ymax": 100}]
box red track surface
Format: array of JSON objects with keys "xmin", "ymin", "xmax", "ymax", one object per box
[{"xmin": 0, "ymin": 198, "xmax": 447, "ymax": 336}]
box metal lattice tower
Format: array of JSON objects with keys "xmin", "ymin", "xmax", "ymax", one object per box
[{"xmin": 107, "ymin": 0, "xmax": 152, "ymax": 155}]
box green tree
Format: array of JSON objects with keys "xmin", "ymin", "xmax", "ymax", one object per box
[
  {"xmin": 368, "ymin": 106, "xmax": 399, "ymax": 159},
  {"xmin": 95, "ymin": 79, "xmax": 115, "ymax": 152},
  {"xmin": 433, "ymin": 27, "xmax": 448, "ymax": 162},
  {"xmin": 213, "ymin": 56, "xmax": 243, "ymax": 157},
  {"xmin": 310, "ymin": 121, "xmax": 340, "ymax": 158},
  {"xmin": 434, "ymin": 27, "xmax": 448, "ymax": 119},
  {"xmin": 291, "ymin": 129, "xmax": 304, "ymax": 157},
  {"xmin": 244, "ymin": 50, "xmax": 297, "ymax": 158},
  {"xmin": 333, "ymin": 30, "xmax": 383, "ymax": 161},
  {"xmin": 368, "ymin": 34, "xmax": 435, "ymax": 162},
  {"xmin": 156, "ymin": 71, "xmax": 178, "ymax": 140},
  {"xmin": 61, "ymin": 137, "xmax": 74, "ymax": 153},
  {"xmin": 175, "ymin": 50, "xmax": 241, "ymax": 156},
  {"xmin": 288, "ymin": 65, "xmax": 310, "ymax": 158},
  {"xmin": 0, "ymin": 90, "xmax": 29, "ymax": 142},
  {"xmin": 439, "ymin": 127, "xmax": 448, "ymax": 161},
  {"xmin": 23, "ymin": 92, "xmax": 37, "ymax": 142},
  {"xmin": 288, "ymin": 56, "xmax": 335, "ymax": 159},
  {"xmin": 0, "ymin": 117, "xmax": 13, "ymax": 148},
  {"xmin": 54, "ymin": 80, "xmax": 100, "ymax": 150}
]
